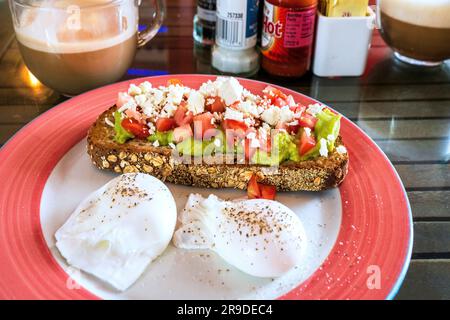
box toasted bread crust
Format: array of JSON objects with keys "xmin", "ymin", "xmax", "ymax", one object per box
[{"xmin": 87, "ymin": 107, "xmax": 349, "ymax": 191}]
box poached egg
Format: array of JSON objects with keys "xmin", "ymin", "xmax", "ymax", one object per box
[
  {"xmin": 55, "ymin": 173, "xmax": 177, "ymax": 291},
  {"xmin": 173, "ymin": 194, "xmax": 307, "ymax": 278}
]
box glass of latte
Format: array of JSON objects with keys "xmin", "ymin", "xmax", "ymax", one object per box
[
  {"xmin": 378, "ymin": 0, "xmax": 450, "ymax": 67},
  {"xmin": 8, "ymin": 0, "xmax": 164, "ymax": 96}
]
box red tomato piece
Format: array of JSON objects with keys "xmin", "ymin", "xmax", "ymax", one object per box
[
  {"xmin": 244, "ymin": 139, "xmax": 257, "ymax": 161},
  {"xmin": 173, "ymin": 124, "xmax": 193, "ymax": 143},
  {"xmin": 298, "ymin": 113, "xmax": 318, "ymax": 129},
  {"xmin": 247, "ymin": 174, "xmax": 261, "ymax": 199},
  {"xmin": 264, "ymin": 86, "xmax": 287, "ymax": 101},
  {"xmin": 260, "ymin": 184, "xmax": 276, "ymax": 200},
  {"xmin": 121, "ymin": 118, "xmax": 149, "ymax": 139},
  {"xmin": 174, "ymin": 103, "xmax": 194, "ymax": 126},
  {"xmin": 205, "ymin": 96, "xmax": 226, "ymax": 113},
  {"xmin": 274, "ymin": 97, "xmax": 288, "ymax": 108},
  {"xmin": 167, "ymin": 78, "xmax": 183, "ymax": 86},
  {"xmin": 156, "ymin": 117, "xmax": 176, "ymax": 132},
  {"xmin": 222, "ymin": 119, "xmax": 248, "ymax": 132},
  {"xmin": 193, "ymin": 112, "xmax": 215, "ymax": 140},
  {"xmin": 298, "ymin": 130, "xmax": 317, "ymax": 156}
]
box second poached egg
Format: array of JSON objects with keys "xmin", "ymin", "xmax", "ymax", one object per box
[{"xmin": 173, "ymin": 194, "xmax": 307, "ymax": 278}]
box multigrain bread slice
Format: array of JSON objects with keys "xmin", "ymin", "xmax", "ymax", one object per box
[{"xmin": 87, "ymin": 107, "xmax": 349, "ymax": 191}]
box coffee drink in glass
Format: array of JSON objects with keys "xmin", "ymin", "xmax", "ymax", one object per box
[
  {"xmin": 9, "ymin": 0, "xmax": 164, "ymax": 96},
  {"xmin": 378, "ymin": 0, "xmax": 450, "ymax": 66}
]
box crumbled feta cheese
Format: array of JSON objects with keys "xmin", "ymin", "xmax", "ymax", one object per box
[
  {"xmin": 169, "ymin": 143, "xmax": 176, "ymax": 149},
  {"xmin": 146, "ymin": 122, "xmax": 156, "ymax": 135},
  {"xmin": 167, "ymin": 85, "xmax": 185, "ymax": 105},
  {"xmin": 224, "ymin": 108, "xmax": 244, "ymax": 122},
  {"xmin": 187, "ymin": 91, "xmax": 205, "ymax": 115},
  {"xmin": 160, "ymin": 103, "xmax": 178, "ymax": 118},
  {"xmin": 149, "ymin": 88, "xmax": 164, "ymax": 106},
  {"xmin": 238, "ymin": 100, "xmax": 259, "ymax": 117},
  {"xmin": 246, "ymin": 131, "xmax": 256, "ymax": 140},
  {"xmin": 304, "ymin": 127, "xmax": 312, "ymax": 137},
  {"xmin": 319, "ymin": 138, "xmax": 328, "ymax": 157},
  {"xmin": 336, "ymin": 145, "xmax": 347, "ymax": 154},
  {"xmin": 134, "ymin": 94, "xmax": 147, "ymax": 106},
  {"xmin": 306, "ymin": 103, "xmax": 324, "ymax": 116},
  {"xmin": 257, "ymin": 106, "xmax": 265, "ymax": 115},
  {"xmin": 243, "ymin": 117, "xmax": 254, "ymax": 128},
  {"xmin": 153, "ymin": 140, "xmax": 160, "ymax": 147},
  {"xmin": 139, "ymin": 81, "xmax": 152, "ymax": 93},
  {"xmin": 279, "ymin": 105, "xmax": 295, "ymax": 123},
  {"xmin": 242, "ymin": 88, "xmax": 258, "ymax": 102},
  {"xmin": 250, "ymin": 138, "xmax": 260, "ymax": 148},
  {"xmin": 199, "ymin": 80, "xmax": 218, "ymax": 97},
  {"xmin": 218, "ymin": 77, "xmax": 243, "ymax": 106},
  {"xmin": 118, "ymin": 99, "xmax": 137, "ymax": 113},
  {"xmin": 128, "ymin": 84, "xmax": 142, "ymax": 96},
  {"xmin": 327, "ymin": 134, "xmax": 336, "ymax": 141},
  {"xmin": 261, "ymin": 107, "xmax": 281, "ymax": 126},
  {"xmin": 288, "ymin": 119, "xmax": 299, "ymax": 126},
  {"xmin": 104, "ymin": 117, "xmax": 114, "ymax": 127}
]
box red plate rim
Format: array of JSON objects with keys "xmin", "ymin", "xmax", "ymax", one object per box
[{"xmin": 0, "ymin": 74, "xmax": 412, "ymax": 300}]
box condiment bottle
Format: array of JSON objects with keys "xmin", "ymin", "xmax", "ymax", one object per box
[
  {"xmin": 211, "ymin": 0, "xmax": 260, "ymax": 76},
  {"xmin": 261, "ymin": 0, "xmax": 318, "ymax": 77},
  {"xmin": 193, "ymin": 0, "xmax": 217, "ymax": 46}
]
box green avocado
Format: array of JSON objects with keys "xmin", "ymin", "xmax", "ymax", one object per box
[
  {"xmin": 113, "ymin": 111, "xmax": 134, "ymax": 144},
  {"xmin": 299, "ymin": 109, "xmax": 341, "ymax": 160},
  {"xmin": 147, "ymin": 130, "xmax": 174, "ymax": 146},
  {"xmin": 251, "ymin": 131, "xmax": 299, "ymax": 165},
  {"xmin": 176, "ymin": 138, "xmax": 208, "ymax": 157}
]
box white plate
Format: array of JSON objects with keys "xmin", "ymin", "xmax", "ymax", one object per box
[{"xmin": 40, "ymin": 139, "xmax": 342, "ymax": 299}]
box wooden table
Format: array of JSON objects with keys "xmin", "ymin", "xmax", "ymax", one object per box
[{"xmin": 0, "ymin": 0, "xmax": 449, "ymax": 300}]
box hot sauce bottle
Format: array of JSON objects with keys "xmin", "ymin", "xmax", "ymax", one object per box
[{"xmin": 261, "ymin": 0, "xmax": 318, "ymax": 77}]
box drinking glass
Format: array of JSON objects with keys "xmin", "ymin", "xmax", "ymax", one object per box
[
  {"xmin": 377, "ymin": 0, "xmax": 450, "ymax": 67},
  {"xmin": 8, "ymin": 0, "xmax": 164, "ymax": 96}
]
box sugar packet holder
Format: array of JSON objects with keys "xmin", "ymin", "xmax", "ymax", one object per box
[{"xmin": 312, "ymin": 6, "xmax": 375, "ymax": 77}]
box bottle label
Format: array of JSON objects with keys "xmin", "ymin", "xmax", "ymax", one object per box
[
  {"xmin": 197, "ymin": 0, "xmax": 216, "ymax": 22},
  {"xmin": 261, "ymin": 1, "xmax": 316, "ymax": 59},
  {"xmin": 216, "ymin": 0, "xmax": 259, "ymax": 49}
]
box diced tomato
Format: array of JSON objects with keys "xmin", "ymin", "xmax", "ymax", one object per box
[
  {"xmin": 247, "ymin": 174, "xmax": 277, "ymax": 200},
  {"xmin": 222, "ymin": 119, "xmax": 248, "ymax": 132},
  {"xmin": 124, "ymin": 109, "xmax": 144, "ymax": 123},
  {"xmin": 173, "ymin": 124, "xmax": 193, "ymax": 143},
  {"xmin": 298, "ymin": 130, "xmax": 317, "ymax": 156},
  {"xmin": 121, "ymin": 118, "xmax": 149, "ymax": 139},
  {"xmin": 264, "ymin": 86, "xmax": 287, "ymax": 102},
  {"xmin": 247, "ymin": 174, "xmax": 261, "ymax": 199},
  {"xmin": 205, "ymin": 96, "xmax": 226, "ymax": 113},
  {"xmin": 286, "ymin": 123, "xmax": 300, "ymax": 134},
  {"xmin": 167, "ymin": 78, "xmax": 183, "ymax": 86},
  {"xmin": 156, "ymin": 117, "xmax": 176, "ymax": 132},
  {"xmin": 193, "ymin": 112, "xmax": 215, "ymax": 140},
  {"xmin": 274, "ymin": 97, "xmax": 287, "ymax": 108},
  {"xmin": 244, "ymin": 138, "xmax": 257, "ymax": 161},
  {"xmin": 116, "ymin": 92, "xmax": 132, "ymax": 108},
  {"xmin": 174, "ymin": 103, "xmax": 194, "ymax": 126},
  {"xmin": 298, "ymin": 113, "xmax": 318, "ymax": 129},
  {"xmin": 290, "ymin": 105, "xmax": 306, "ymax": 115},
  {"xmin": 260, "ymin": 184, "xmax": 276, "ymax": 200},
  {"xmin": 259, "ymin": 134, "xmax": 272, "ymax": 153}
]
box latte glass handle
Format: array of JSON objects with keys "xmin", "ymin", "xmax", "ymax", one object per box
[
  {"xmin": 372, "ymin": 0, "xmax": 381, "ymax": 29},
  {"xmin": 137, "ymin": 0, "xmax": 165, "ymax": 48}
]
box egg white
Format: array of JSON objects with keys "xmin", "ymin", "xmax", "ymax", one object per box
[
  {"xmin": 55, "ymin": 173, "xmax": 177, "ymax": 291},
  {"xmin": 173, "ymin": 194, "xmax": 307, "ymax": 278}
]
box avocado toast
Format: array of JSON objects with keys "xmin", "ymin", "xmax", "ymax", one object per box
[{"xmin": 87, "ymin": 77, "xmax": 348, "ymax": 191}]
